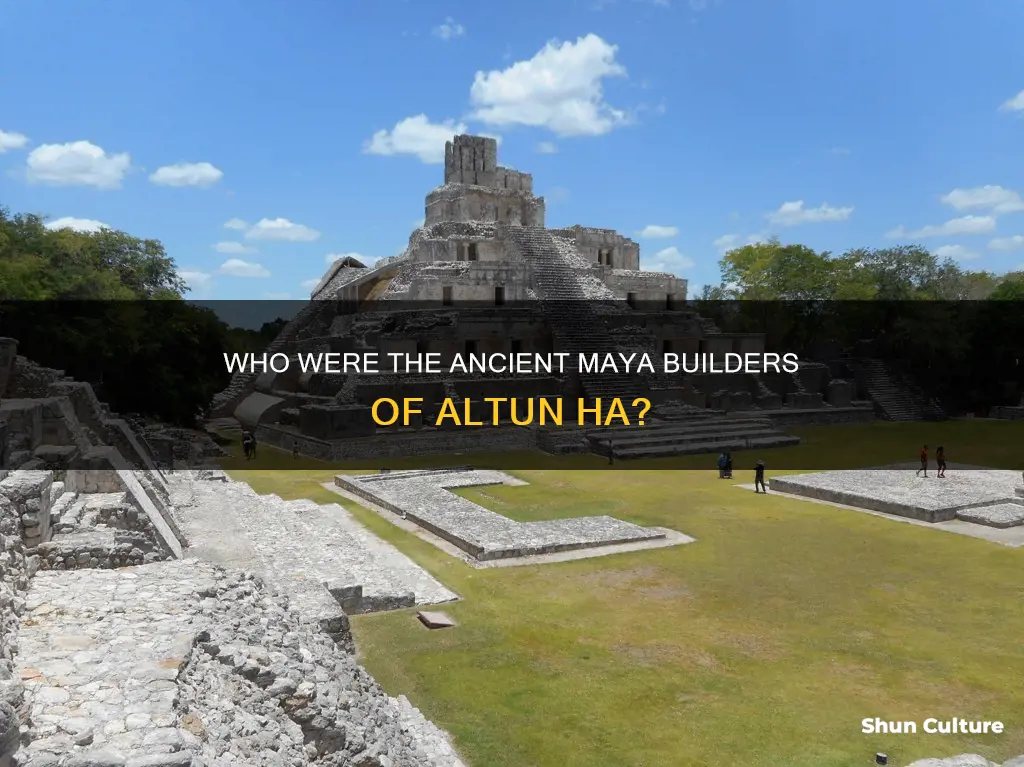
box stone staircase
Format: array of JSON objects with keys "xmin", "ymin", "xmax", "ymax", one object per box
[
  {"xmin": 501, "ymin": 225, "xmax": 643, "ymax": 403},
  {"xmin": 181, "ymin": 477, "xmax": 457, "ymax": 620},
  {"xmin": 847, "ymin": 357, "xmax": 946, "ymax": 421},
  {"xmin": 587, "ymin": 416, "xmax": 799, "ymax": 459}
]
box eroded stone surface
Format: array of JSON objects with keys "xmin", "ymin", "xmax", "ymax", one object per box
[
  {"xmin": 956, "ymin": 503, "xmax": 1024, "ymax": 528},
  {"xmin": 770, "ymin": 469, "xmax": 1022, "ymax": 523},
  {"xmin": 337, "ymin": 469, "xmax": 665, "ymax": 560}
]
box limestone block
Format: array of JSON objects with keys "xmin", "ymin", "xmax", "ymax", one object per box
[{"xmin": 827, "ymin": 379, "xmax": 854, "ymax": 407}]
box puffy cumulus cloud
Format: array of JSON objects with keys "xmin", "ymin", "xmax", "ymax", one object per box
[
  {"xmin": 149, "ymin": 161, "xmax": 223, "ymax": 187},
  {"xmin": 44, "ymin": 216, "xmax": 109, "ymax": 233},
  {"xmin": 245, "ymin": 218, "xmax": 320, "ymax": 242},
  {"xmin": 432, "ymin": 17, "xmax": 465, "ymax": 40},
  {"xmin": 469, "ymin": 34, "xmax": 629, "ymax": 137},
  {"xmin": 766, "ymin": 200, "xmax": 853, "ymax": 227},
  {"xmin": 536, "ymin": 141, "xmax": 558, "ymax": 154},
  {"xmin": 643, "ymin": 246, "xmax": 695, "ymax": 276},
  {"xmin": 181, "ymin": 270, "xmax": 214, "ymax": 292},
  {"xmin": 999, "ymin": 89, "xmax": 1024, "ymax": 112},
  {"xmin": 218, "ymin": 258, "xmax": 270, "ymax": 277},
  {"xmin": 224, "ymin": 218, "xmax": 248, "ymax": 230},
  {"xmin": 885, "ymin": 215, "xmax": 996, "ymax": 239},
  {"xmin": 363, "ymin": 115, "xmax": 468, "ymax": 164},
  {"xmin": 940, "ymin": 185, "xmax": 1024, "ymax": 215},
  {"xmin": 934, "ymin": 244, "xmax": 980, "ymax": 261},
  {"xmin": 988, "ymin": 235, "xmax": 1024, "ymax": 252},
  {"xmin": 0, "ymin": 129, "xmax": 29, "ymax": 153},
  {"xmin": 636, "ymin": 224, "xmax": 678, "ymax": 239},
  {"xmin": 26, "ymin": 140, "xmax": 131, "ymax": 189},
  {"xmin": 214, "ymin": 241, "xmax": 257, "ymax": 254}
]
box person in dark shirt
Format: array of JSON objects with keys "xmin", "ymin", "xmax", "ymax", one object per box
[
  {"xmin": 754, "ymin": 460, "xmax": 767, "ymax": 493},
  {"xmin": 724, "ymin": 452, "xmax": 733, "ymax": 479},
  {"xmin": 915, "ymin": 445, "xmax": 928, "ymax": 477},
  {"xmin": 936, "ymin": 446, "xmax": 946, "ymax": 478},
  {"xmin": 717, "ymin": 453, "xmax": 727, "ymax": 478}
]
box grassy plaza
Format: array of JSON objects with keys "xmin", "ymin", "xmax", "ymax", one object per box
[{"xmin": 230, "ymin": 419, "xmax": 1024, "ymax": 767}]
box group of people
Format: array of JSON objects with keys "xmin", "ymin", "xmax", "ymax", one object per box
[
  {"xmin": 718, "ymin": 452, "xmax": 768, "ymax": 493},
  {"xmin": 915, "ymin": 444, "xmax": 947, "ymax": 477}
]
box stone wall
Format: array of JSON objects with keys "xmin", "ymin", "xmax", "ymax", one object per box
[
  {"xmin": 0, "ymin": 477, "xmax": 37, "ymax": 766},
  {"xmin": 0, "ymin": 472, "xmax": 52, "ymax": 551}
]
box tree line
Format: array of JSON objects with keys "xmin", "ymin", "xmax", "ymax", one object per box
[
  {"xmin": 693, "ymin": 240, "xmax": 1024, "ymax": 413},
  {"xmin": 0, "ymin": 207, "xmax": 284, "ymax": 425}
]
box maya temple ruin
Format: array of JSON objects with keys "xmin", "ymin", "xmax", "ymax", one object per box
[
  {"xmin": 208, "ymin": 134, "xmax": 955, "ymax": 464},
  {"xmin": 1, "ymin": 135, "xmax": 1022, "ymax": 767}
]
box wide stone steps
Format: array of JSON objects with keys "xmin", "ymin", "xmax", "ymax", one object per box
[
  {"xmin": 184, "ymin": 479, "xmax": 455, "ymax": 620},
  {"xmin": 587, "ymin": 417, "xmax": 799, "ymax": 459},
  {"xmin": 270, "ymin": 496, "xmax": 457, "ymax": 612}
]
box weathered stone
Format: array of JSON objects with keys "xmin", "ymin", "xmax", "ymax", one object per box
[{"xmin": 417, "ymin": 611, "xmax": 456, "ymax": 629}]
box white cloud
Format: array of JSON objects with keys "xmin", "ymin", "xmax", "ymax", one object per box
[
  {"xmin": 469, "ymin": 34, "xmax": 629, "ymax": 137},
  {"xmin": 885, "ymin": 215, "xmax": 996, "ymax": 239},
  {"xmin": 934, "ymin": 244, "xmax": 980, "ymax": 261},
  {"xmin": 363, "ymin": 115, "xmax": 467, "ymax": 164},
  {"xmin": 301, "ymin": 277, "xmax": 321, "ymax": 291},
  {"xmin": 26, "ymin": 140, "xmax": 131, "ymax": 189},
  {"xmin": 536, "ymin": 142, "xmax": 558, "ymax": 154},
  {"xmin": 999, "ymin": 89, "xmax": 1024, "ymax": 113},
  {"xmin": 988, "ymin": 235, "xmax": 1024, "ymax": 252},
  {"xmin": 713, "ymin": 234, "xmax": 740, "ymax": 252},
  {"xmin": 181, "ymin": 270, "xmax": 213, "ymax": 292},
  {"xmin": 218, "ymin": 259, "xmax": 270, "ymax": 277},
  {"xmin": 766, "ymin": 200, "xmax": 853, "ymax": 226},
  {"xmin": 432, "ymin": 17, "xmax": 465, "ymax": 40},
  {"xmin": 44, "ymin": 216, "xmax": 109, "ymax": 233},
  {"xmin": 149, "ymin": 161, "xmax": 223, "ymax": 187},
  {"xmin": 245, "ymin": 218, "xmax": 320, "ymax": 241},
  {"xmin": 263, "ymin": 292, "xmax": 291, "ymax": 300},
  {"xmin": 214, "ymin": 241, "xmax": 257, "ymax": 254},
  {"xmin": 643, "ymin": 246, "xmax": 695, "ymax": 275},
  {"xmin": 636, "ymin": 224, "xmax": 678, "ymax": 239},
  {"xmin": 224, "ymin": 218, "xmax": 248, "ymax": 230},
  {"xmin": 940, "ymin": 185, "xmax": 1024, "ymax": 215},
  {"xmin": 0, "ymin": 130, "xmax": 29, "ymax": 153}
]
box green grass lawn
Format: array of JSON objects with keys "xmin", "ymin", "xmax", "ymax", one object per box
[{"xmin": 229, "ymin": 419, "xmax": 1024, "ymax": 767}]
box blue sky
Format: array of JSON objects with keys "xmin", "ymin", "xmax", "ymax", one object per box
[{"xmin": 2, "ymin": 0, "xmax": 1023, "ymax": 300}]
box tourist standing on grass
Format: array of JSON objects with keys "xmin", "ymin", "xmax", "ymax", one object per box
[
  {"xmin": 754, "ymin": 460, "xmax": 767, "ymax": 493},
  {"xmin": 717, "ymin": 452, "xmax": 727, "ymax": 478},
  {"xmin": 915, "ymin": 444, "xmax": 928, "ymax": 477},
  {"xmin": 724, "ymin": 452, "xmax": 733, "ymax": 479},
  {"xmin": 242, "ymin": 431, "xmax": 254, "ymax": 460},
  {"xmin": 936, "ymin": 446, "xmax": 946, "ymax": 478}
]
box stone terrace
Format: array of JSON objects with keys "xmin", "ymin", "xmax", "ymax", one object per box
[
  {"xmin": 176, "ymin": 475, "xmax": 457, "ymax": 619},
  {"xmin": 335, "ymin": 469, "xmax": 667, "ymax": 561},
  {"xmin": 770, "ymin": 468, "xmax": 1022, "ymax": 524}
]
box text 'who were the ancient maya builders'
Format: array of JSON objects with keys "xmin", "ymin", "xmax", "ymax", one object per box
[{"xmin": 211, "ymin": 134, "xmax": 925, "ymax": 463}]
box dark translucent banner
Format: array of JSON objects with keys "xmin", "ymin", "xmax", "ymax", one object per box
[{"xmin": 1, "ymin": 300, "xmax": 1022, "ymax": 471}]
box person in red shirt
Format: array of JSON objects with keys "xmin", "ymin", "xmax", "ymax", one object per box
[{"xmin": 915, "ymin": 445, "xmax": 928, "ymax": 477}]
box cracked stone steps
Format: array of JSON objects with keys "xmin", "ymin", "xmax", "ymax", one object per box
[
  {"xmin": 274, "ymin": 498, "xmax": 458, "ymax": 611},
  {"xmin": 15, "ymin": 560, "xmax": 218, "ymax": 765},
  {"xmin": 186, "ymin": 481, "xmax": 348, "ymax": 635}
]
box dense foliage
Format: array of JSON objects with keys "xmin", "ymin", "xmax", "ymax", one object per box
[
  {"xmin": 694, "ymin": 239, "xmax": 1024, "ymax": 413},
  {"xmin": 0, "ymin": 206, "xmax": 285, "ymax": 425}
]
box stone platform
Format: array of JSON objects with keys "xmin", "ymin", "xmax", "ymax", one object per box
[
  {"xmin": 174, "ymin": 473, "xmax": 457, "ymax": 619},
  {"xmin": 335, "ymin": 469, "xmax": 677, "ymax": 561},
  {"xmin": 770, "ymin": 467, "xmax": 1022, "ymax": 525}
]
